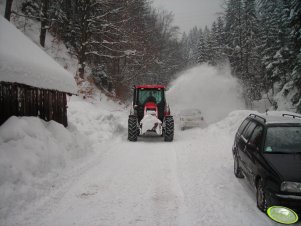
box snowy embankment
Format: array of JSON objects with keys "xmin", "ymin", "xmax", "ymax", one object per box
[
  {"xmin": 68, "ymin": 96, "xmax": 127, "ymax": 147},
  {"xmin": 0, "ymin": 95, "xmax": 127, "ymax": 221},
  {"xmin": 0, "ymin": 116, "xmax": 89, "ymax": 219}
]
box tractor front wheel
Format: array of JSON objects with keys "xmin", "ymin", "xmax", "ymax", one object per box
[
  {"xmin": 164, "ymin": 116, "xmax": 174, "ymax": 142},
  {"xmin": 128, "ymin": 115, "xmax": 139, "ymax": 141}
]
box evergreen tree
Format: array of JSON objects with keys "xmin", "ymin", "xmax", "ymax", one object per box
[
  {"xmin": 215, "ymin": 16, "xmax": 227, "ymax": 64},
  {"xmin": 242, "ymin": 0, "xmax": 262, "ymax": 102},
  {"xmin": 180, "ymin": 32, "xmax": 190, "ymax": 66},
  {"xmin": 289, "ymin": 0, "xmax": 301, "ymax": 112},
  {"xmin": 203, "ymin": 26, "xmax": 214, "ymax": 64},
  {"xmin": 197, "ymin": 29, "xmax": 206, "ymax": 64},
  {"xmin": 186, "ymin": 26, "xmax": 201, "ymax": 65},
  {"xmin": 209, "ymin": 22, "xmax": 218, "ymax": 65},
  {"xmin": 224, "ymin": 0, "xmax": 244, "ymax": 77},
  {"xmin": 258, "ymin": 0, "xmax": 281, "ymax": 94}
]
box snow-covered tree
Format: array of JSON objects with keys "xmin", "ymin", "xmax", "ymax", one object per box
[
  {"xmin": 242, "ymin": 0, "xmax": 262, "ymax": 102},
  {"xmin": 197, "ymin": 29, "xmax": 206, "ymax": 64},
  {"xmin": 257, "ymin": 0, "xmax": 282, "ymax": 93},
  {"xmin": 196, "ymin": 18, "xmax": 226, "ymax": 66},
  {"xmin": 214, "ymin": 16, "xmax": 227, "ymax": 64},
  {"xmin": 224, "ymin": 0, "xmax": 244, "ymax": 77},
  {"xmin": 289, "ymin": 0, "xmax": 301, "ymax": 112},
  {"xmin": 203, "ymin": 26, "xmax": 214, "ymax": 64}
]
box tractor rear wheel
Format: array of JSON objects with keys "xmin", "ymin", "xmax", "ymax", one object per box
[
  {"xmin": 164, "ymin": 116, "xmax": 174, "ymax": 142},
  {"xmin": 128, "ymin": 115, "xmax": 139, "ymax": 141}
]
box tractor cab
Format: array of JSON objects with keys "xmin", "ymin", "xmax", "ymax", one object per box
[
  {"xmin": 133, "ymin": 85, "xmax": 167, "ymax": 123},
  {"xmin": 128, "ymin": 85, "xmax": 174, "ymax": 142}
]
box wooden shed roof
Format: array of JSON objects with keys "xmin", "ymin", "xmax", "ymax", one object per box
[{"xmin": 0, "ymin": 16, "xmax": 77, "ymax": 94}]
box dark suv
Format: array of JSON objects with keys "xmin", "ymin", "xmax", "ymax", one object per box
[{"xmin": 232, "ymin": 113, "xmax": 301, "ymax": 214}]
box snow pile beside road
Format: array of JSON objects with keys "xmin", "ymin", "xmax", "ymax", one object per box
[
  {"xmin": 210, "ymin": 110, "xmax": 254, "ymax": 135},
  {"xmin": 0, "ymin": 96, "xmax": 127, "ymax": 221},
  {"xmin": 68, "ymin": 96, "xmax": 127, "ymax": 147},
  {"xmin": 0, "ymin": 116, "xmax": 90, "ymax": 220},
  {"xmin": 168, "ymin": 64, "xmax": 245, "ymax": 124}
]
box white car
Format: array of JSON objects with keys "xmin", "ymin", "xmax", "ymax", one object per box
[{"xmin": 179, "ymin": 109, "xmax": 207, "ymax": 130}]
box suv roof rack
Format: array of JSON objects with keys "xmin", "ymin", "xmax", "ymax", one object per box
[
  {"xmin": 249, "ymin": 114, "xmax": 266, "ymax": 123},
  {"xmin": 282, "ymin": 113, "xmax": 301, "ymax": 120}
]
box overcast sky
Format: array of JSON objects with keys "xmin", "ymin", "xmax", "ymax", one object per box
[{"xmin": 151, "ymin": 0, "xmax": 224, "ymax": 34}]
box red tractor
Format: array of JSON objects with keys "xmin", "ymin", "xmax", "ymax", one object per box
[{"xmin": 128, "ymin": 85, "xmax": 174, "ymax": 142}]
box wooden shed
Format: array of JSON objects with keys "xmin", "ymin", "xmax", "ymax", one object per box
[{"xmin": 0, "ymin": 16, "xmax": 77, "ymax": 127}]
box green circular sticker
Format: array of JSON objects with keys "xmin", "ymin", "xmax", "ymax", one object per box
[{"xmin": 267, "ymin": 206, "xmax": 299, "ymax": 224}]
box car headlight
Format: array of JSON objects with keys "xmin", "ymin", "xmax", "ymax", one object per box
[{"xmin": 281, "ymin": 182, "xmax": 301, "ymax": 193}]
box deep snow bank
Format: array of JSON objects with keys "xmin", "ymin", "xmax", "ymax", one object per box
[
  {"xmin": 0, "ymin": 116, "xmax": 90, "ymax": 219},
  {"xmin": 0, "ymin": 96, "xmax": 127, "ymax": 221},
  {"xmin": 167, "ymin": 64, "xmax": 245, "ymax": 124},
  {"xmin": 68, "ymin": 96, "xmax": 127, "ymax": 146}
]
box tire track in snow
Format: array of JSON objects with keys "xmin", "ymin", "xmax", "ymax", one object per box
[{"xmin": 148, "ymin": 144, "xmax": 189, "ymax": 226}]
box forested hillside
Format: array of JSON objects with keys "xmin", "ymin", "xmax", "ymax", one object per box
[
  {"xmin": 181, "ymin": 0, "xmax": 301, "ymax": 112},
  {"xmin": 4, "ymin": 0, "xmax": 185, "ymax": 99},
  {"xmin": 3, "ymin": 0, "xmax": 301, "ymax": 112}
]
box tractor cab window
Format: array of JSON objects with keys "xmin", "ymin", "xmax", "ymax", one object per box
[{"xmin": 138, "ymin": 89, "xmax": 163, "ymax": 105}]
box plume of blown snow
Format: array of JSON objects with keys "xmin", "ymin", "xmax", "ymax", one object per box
[{"xmin": 167, "ymin": 64, "xmax": 245, "ymax": 124}]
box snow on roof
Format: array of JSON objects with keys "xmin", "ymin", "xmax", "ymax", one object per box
[{"xmin": 0, "ymin": 16, "xmax": 77, "ymax": 94}]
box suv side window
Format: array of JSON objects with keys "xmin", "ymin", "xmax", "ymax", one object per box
[
  {"xmin": 249, "ymin": 125, "xmax": 264, "ymax": 149},
  {"xmin": 242, "ymin": 121, "xmax": 257, "ymax": 140},
  {"xmin": 238, "ymin": 119, "xmax": 250, "ymax": 135}
]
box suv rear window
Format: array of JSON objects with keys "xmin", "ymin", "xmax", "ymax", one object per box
[
  {"xmin": 249, "ymin": 125, "xmax": 264, "ymax": 148},
  {"xmin": 238, "ymin": 119, "xmax": 250, "ymax": 134},
  {"xmin": 242, "ymin": 121, "xmax": 257, "ymax": 140},
  {"xmin": 264, "ymin": 126, "xmax": 301, "ymax": 153}
]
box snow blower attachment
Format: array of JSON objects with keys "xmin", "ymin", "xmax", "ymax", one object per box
[{"xmin": 128, "ymin": 85, "xmax": 174, "ymax": 142}]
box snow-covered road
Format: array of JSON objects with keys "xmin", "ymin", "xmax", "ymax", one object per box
[
  {"xmin": 3, "ymin": 110, "xmax": 280, "ymax": 226},
  {"xmin": 1, "ymin": 65, "xmax": 291, "ymax": 225}
]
